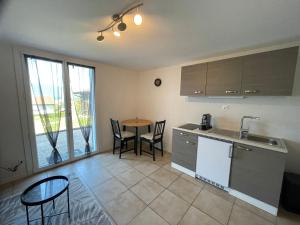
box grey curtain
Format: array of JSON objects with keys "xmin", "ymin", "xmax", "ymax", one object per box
[
  {"xmin": 70, "ymin": 65, "xmax": 94, "ymax": 154},
  {"xmin": 28, "ymin": 57, "xmax": 64, "ymax": 164}
]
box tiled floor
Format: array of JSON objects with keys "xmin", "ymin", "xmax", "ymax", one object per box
[{"xmin": 1, "ymin": 151, "xmax": 300, "ymax": 225}]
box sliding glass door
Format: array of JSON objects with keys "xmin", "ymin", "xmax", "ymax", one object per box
[
  {"xmin": 25, "ymin": 56, "xmax": 96, "ymax": 170},
  {"xmin": 68, "ymin": 63, "xmax": 96, "ymax": 157}
]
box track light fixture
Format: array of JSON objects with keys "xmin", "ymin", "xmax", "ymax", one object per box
[{"xmin": 97, "ymin": 2, "xmax": 143, "ymax": 42}]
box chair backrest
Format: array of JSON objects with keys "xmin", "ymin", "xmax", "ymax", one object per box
[
  {"xmin": 152, "ymin": 120, "xmax": 166, "ymax": 140},
  {"xmin": 110, "ymin": 119, "xmax": 122, "ymax": 139}
]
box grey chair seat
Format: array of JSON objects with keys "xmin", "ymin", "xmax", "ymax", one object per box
[
  {"xmin": 117, "ymin": 131, "xmax": 135, "ymax": 140},
  {"xmin": 140, "ymin": 132, "xmax": 161, "ymax": 142}
]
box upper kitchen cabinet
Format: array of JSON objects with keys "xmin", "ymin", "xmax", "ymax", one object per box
[
  {"xmin": 242, "ymin": 47, "xmax": 298, "ymax": 96},
  {"xmin": 206, "ymin": 57, "xmax": 243, "ymax": 96},
  {"xmin": 180, "ymin": 63, "xmax": 207, "ymax": 96}
]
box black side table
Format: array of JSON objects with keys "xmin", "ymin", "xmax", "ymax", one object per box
[{"xmin": 20, "ymin": 175, "xmax": 70, "ymax": 225}]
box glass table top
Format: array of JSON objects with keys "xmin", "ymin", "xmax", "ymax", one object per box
[{"xmin": 21, "ymin": 177, "xmax": 68, "ymax": 204}]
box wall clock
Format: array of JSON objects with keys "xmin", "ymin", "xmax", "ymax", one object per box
[{"xmin": 154, "ymin": 78, "xmax": 162, "ymax": 87}]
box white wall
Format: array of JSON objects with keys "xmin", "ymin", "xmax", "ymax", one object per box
[
  {"xmin": 0, "ymin": 43, "xmax": 28, "ymax": 183},
  {"xmin": 0, "ymin": 42, "xmax": 138, "ymax": 184},
  {"xmin": 137, "ymin": 43, "xmax": 300, "ymax": 174}
]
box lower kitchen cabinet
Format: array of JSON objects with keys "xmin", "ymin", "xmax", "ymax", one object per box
[
  {"xmin": 230, "ymin": 143, "xmax": 286, "ymax": 207},
  {"xmin": 172, "ymin": 130, "xmax": 198, "ymax": 171}
]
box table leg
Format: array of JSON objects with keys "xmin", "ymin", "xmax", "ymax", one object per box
[
  {"xmin": 26, "ymin": 205, "xmax": 29, "ymax": 225},
  {"xmin": 53, "ymin": 199, "xmax": 55, "ymax": 209},
  {"xmin": 148, "ymin": 125, "xmax": 151, "ymax": 133},
  {"xmin": 123, "ymin": 125, "xmax": 126, "ymax": 131},
  {"xmin": 135, "ymin": 127, "xmax": 138, "ymax": 155},
  {"xmin": 67, "ymin": 187, "xmax": 70, "ymax": 218},
  {"xmin": 41, "ymin": 204, "xmax": 44, "ymax": 225}
]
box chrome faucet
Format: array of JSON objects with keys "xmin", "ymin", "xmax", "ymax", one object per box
[{"xmin": 240, "ymin": 116, "xmax": 260, "ymax": 139}]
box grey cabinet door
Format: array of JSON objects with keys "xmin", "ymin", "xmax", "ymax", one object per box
[
  {"xmin": 230, "ymin": 143, "xmax": 286, "ymax": 207},
  {"xmin": 180, "ymin": 63, "xmax": 207, "ymax": 96},
  {"xmin": 172, "ymin": 130, "xmax": 198, "ymax": 171},
  {"xmin": 206, "ymin": 58, "xmax": 242, "ymax": 96},
  {"xmin": 242, "ymin": 47, "xmax": 298, "ymax": 96}
]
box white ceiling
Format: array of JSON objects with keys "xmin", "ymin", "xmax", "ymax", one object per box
[{"xmin": 1, "ymin": 0, "xmax": 300, "ymax": 70}]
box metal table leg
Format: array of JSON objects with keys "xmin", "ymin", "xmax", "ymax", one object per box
[
  {"xmin": 135, "ymin": 127, "xmax": 138, "ymax": 155},
  {"xmin": 53, "ymin": 199, "xmax": 55, "ymax": 209},
  {"xmin": 148, "ymin": 125, "xmax": 151, "ymax": 133},
  {"xmin": 41, "ymin": 204, "xmax": 44, "ymax": 225},
  {"xmin": 67, "ymin": 187, "xmax": 70, "ymax": 218},
  {"xmin": 26, "ymin": 205, "xmax": 29, "ymax": 225}
]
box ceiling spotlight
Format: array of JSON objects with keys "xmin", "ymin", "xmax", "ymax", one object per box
[
  {"xmin": 134, "ymin": 14, "xmax": 142, "ymax": 25},
  {"xmin": 97, "ymin": 33, "xmax": 104, "ymax": 42},
  {"xmin": 96, "ymin": 2, "xmax": 143, "ymax": 42},
  {"xmin": 118, "ymin": 21, "xmax": 127, "ymax": 31},
  {"xmin": 113, "ymin": 30, "xmax": 121, "ymax": 37}
]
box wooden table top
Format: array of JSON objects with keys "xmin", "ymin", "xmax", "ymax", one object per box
[{"xmin": 122, "ymin": 119, "xmax": 152, "ymax": 127}]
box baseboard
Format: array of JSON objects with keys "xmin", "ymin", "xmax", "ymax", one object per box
[
  {"xmin": 229, "ymin": 189, "xmax": 278, "ymax": 216},
  {"xmin": 171, "ymin": 162, "xmax": 195, "ymax": 177}
]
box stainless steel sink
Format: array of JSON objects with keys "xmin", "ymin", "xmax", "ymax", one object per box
[
  {"xmin": 209, "ymin": 128, "xmax": 282, "ymax": 148},
  {"xmin": 242, "ymin": 134, "xmax": 280, "ymax": 146}
]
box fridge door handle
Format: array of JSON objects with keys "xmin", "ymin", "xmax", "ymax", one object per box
[{"xmin": 228, "ymin": 145, "xmax": 233, "ymax": 158}]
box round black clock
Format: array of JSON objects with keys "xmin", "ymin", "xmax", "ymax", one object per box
[{"xmin": 154, "ymin": 78, "xmax": 162, "ymax": 87}]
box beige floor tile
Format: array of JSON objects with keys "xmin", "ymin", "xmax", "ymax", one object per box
[
  {"xmin": 92, "ymin": 178, "xmax": 127, "ymax": 203},
  {"xmin": 193, "ymin": 189, "xmax": 233, "ymax": 225},
  {"xmin": 150, "ymin": 189, "xmax": 189, "ymax": 225},
  {"xmin": 179, "ymin": 206, "xmax": 221, "ymax": 225},
  {"xmin": 122, "ymin": 158, "xmax": 143, "ymax": 168},
  {"xmin": 116, "ymin": 168, "xmax": 145, "ymax": 187},
  {"xmin": 149, "ymin": 168, "xmax": 179, "ymax": 188},
  {"xmin": 277, "ymin": 208, "xmax": 300, "ymax": 225},
  {"xmin": 128, "ymin": 207, "xmax": 169, "ymax": 225},
  {"xmin": 168, "ymin": 177, "xmax": 202, "ymax": 203},
  {"xmin": 204, "ymin": 183, "xmax": 236, "ymax": 203},
  {"xmin": 134, "ymin": 162, "xmax": 160, "ymax": 176},
  {"xmin": 106, "ymin": 161, "xmax": 132, "ymax": 176},
  {"xmin": 235, "ymin": 199, "xmax": 277, "ymax": 224},
  {"xmin": 130, "ymin": 177, "xmax": 165, "ymax": 204},
  {"xmin": 228, "ymin": 205, "xmax": 274, "ymax": 225},
  {"xmin": 79, "ymin": 167, "xmax": 113, "ymax": 187},
  {"xmin": 163, "ymin": 163, "xmax": 182, "ymax": 175},
  {"xmin": 104, "ymin": 190, "xmax": 146, "ymax": 225},
  {"xmin": 180, "ymin": 174, "xmax": 205, "ymax": 188},
  {"xmin": 13, "ymin": 172, "xmax": 48, "ymax": 195}
]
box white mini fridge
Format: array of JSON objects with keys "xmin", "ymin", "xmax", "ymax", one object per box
[{"xmin": 196, "ymin": 136, "xmax": 233, "ymax": 189}]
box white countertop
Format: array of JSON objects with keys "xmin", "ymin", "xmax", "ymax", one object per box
[{"xmin": 173, "ymin": 126, "xmax": 288, "ymax": 154}]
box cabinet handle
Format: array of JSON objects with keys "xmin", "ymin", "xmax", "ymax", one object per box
[
  {"xmin": 180, "ymin": 132, "xmax": 188, "ymax": 136},
  {"xmin": 225, "ymin": 90, "xmax": 238, "ymax": 94},
  {"xmin": 185, "ymin": 140, "xmax": 196, "ymax": 145},
  {"xmin": 244, "ymin": 90, "xmax": 258, "ymax": 94},
  {"xmin": 194, "ymin": 90, "xmax": 203, "ymax": 94},
  {"xmin": 236, "ymin": 145, "xmax": 252, "ymax": 151}
]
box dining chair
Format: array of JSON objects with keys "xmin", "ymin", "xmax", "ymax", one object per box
[
  {"xmin": 140, "ymin": 120, "xmax": 166, "ymax": 161},
  {"xmin": 110, "ymin": 118, "xmax": 136, "ymax": 158}
]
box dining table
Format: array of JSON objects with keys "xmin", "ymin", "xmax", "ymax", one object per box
[{"xmin": 122, "ymin": 118, "xmax": 152, "ymax": 153}]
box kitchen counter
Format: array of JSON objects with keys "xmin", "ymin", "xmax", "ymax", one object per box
[{"xmin": 173, "ymin": 124, "xmax": 288, "ymax": 154}]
